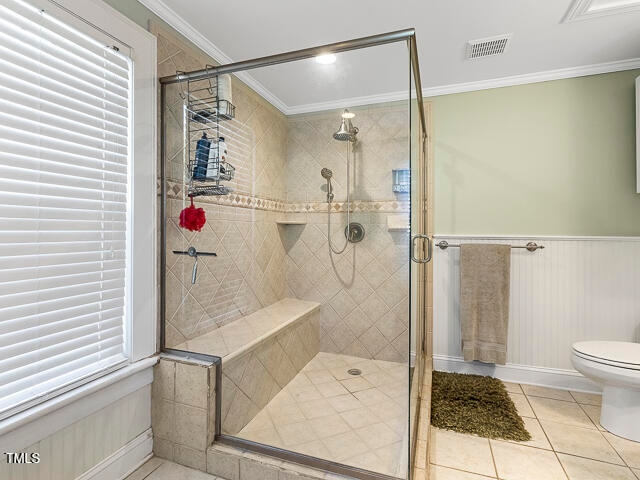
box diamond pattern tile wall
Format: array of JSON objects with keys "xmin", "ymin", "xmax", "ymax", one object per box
[
  {"xmin": 221, "ymin": 310, "xmax": 320, "ymax": 434},
  {"xmin": 159, "ymin": 27, "xmax": 411, "ymax": 361},
  {"xmin": 284, "ymin": 107, "xmax": 411, "ymax": 361},
  {"xmin": 165, "ymin": 208, "xmax": 287, "ymax": 347},
  {"xmin": 159, "ymin": 30, "xmax": 290, "ymax": 348},
  {"xmin": 282, "ymin": 213, "xmax": 410, "ymax": 362},
  {"xmin": 286, "ymin": 106, "xmax": 410, "ymax": 205}
]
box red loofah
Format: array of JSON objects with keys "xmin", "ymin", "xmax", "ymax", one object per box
[{"xmin": 179, "ymin": 196, "xmax": 206, "ymax": 232}]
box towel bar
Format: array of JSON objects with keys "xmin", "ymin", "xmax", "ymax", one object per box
[{"xmin": 436, "ymin": 240, "xmax": 544, "ymax": 252}]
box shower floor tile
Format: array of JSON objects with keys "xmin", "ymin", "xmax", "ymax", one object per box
[{"xmin": 237, "ymin": 352, "xmax": 409, "ymax": 477}]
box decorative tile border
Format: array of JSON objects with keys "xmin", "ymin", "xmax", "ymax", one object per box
[
  {"xmin": 164, "ymin": 179, "xmax": 287, "ymax": 212},
  {"xmin": 287, "ymin": 200, "xmax": 410, "ymax": 214},
  {"xmin": 163, "ymin": 180, "xmax": 410, "ymax": 214}
]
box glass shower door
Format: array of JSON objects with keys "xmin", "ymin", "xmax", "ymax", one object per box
[
  {"xmin": 158, "ymin": 29, "xmax": 430, "ymax": 480},
  {"xmin": 408, "ymin": 35, "xmax": 430, "ymax": 477}
]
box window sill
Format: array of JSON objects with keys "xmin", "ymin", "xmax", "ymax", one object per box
[{"xmin": 0, "ymin": 356, "xmax": 158, "ymax": 453}]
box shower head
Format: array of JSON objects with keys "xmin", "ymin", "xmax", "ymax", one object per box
[
  {"xmin": 333, "ymin": 119, "xmax": 353, "ymax": 141},
  {"xmin": 321, "ymin": 168, "xmax": 333, "ymax": 179},
  {"xmin": 333, "ymin": 110, "xmax": 358, "ymax": 142}
]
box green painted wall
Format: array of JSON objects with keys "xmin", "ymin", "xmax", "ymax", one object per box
[
  {"xmin": 431, "ymin": 70, "xmax": 640, "ymax": 236},
  {"xmin": 102, "ymin": 0, "xmax": 159, "ymax": 30}
]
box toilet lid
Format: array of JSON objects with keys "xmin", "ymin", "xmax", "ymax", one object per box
[{"xmin": 572, "ymin": 341, "xmax": 640, "ymax": 369}]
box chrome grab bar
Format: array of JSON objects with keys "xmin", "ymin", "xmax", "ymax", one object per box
[{"xmin": 435, "ymin": 240, "xmax": 544, "ymax": 252}]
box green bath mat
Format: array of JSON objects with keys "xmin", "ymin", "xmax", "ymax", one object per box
[{"xmin": 431, "ymin": 371, "xmax": 531, "ymax": 441}]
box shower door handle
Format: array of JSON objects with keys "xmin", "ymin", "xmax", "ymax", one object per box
[{"xmin": 411, "ymin": 234, "xmax": 432, "ymax": 263}]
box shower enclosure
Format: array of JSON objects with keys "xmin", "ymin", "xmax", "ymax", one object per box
[{"xmin": 159, "ymin": 29, "xmax": 430, "ymax": 480}]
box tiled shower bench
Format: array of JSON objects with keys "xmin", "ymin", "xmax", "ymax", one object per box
[
  {"xmin": 176, "ymin": 297, "xmax": 321, "ymax": 435},
  {"xmin": 151, "ymin": 298, "xmax": 322, "ymax": 472}
]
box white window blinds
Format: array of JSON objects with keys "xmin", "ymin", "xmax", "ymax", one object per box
[{"xmin": 0, "ymin": 0, "xmax": 131, "ymax": 419}]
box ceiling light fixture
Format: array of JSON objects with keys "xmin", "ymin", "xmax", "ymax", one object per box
[
  {"xmin": 341, "ymin": 109, "xmax": 355, "ymax": 119},
  {"xmin": 315, "ymin": 53, "xmax": 336, "ymax": 65}
]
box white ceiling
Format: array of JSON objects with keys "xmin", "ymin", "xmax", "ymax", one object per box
[{"xmin": 139, "ymin": 0, "xmax": 640, "ymax": 113}]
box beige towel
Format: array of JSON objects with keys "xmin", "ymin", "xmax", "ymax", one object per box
[{"xmin": 460, "ymin": 244, "xmax": 511, "ymax": 365}]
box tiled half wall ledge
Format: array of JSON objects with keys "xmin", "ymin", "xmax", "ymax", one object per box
[
  {"xmin": 175, "ymin": 298, "xmax": 321, "ymax": 435},
  {"xmin": 151, "ymin": 355, "xmax": 217, "ymax": 471}
]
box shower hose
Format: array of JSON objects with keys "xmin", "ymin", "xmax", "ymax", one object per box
[{"xmin": 328, "ymin": 141, "xmax": 353, "ymax": 254}]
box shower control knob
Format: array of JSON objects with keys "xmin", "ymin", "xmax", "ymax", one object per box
[{"xmin": 344, "ymin": 222, "xmax": 365, "ymax": 243}]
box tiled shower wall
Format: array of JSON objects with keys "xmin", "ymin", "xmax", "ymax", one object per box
[
  {"xmin": 157, "ymin": 24, "xmax": 413, "ymax": 361},
  {"xmin": 283, "ymin": 107, "xmax": 411, "ymax": 362},
  {"xmin": 286, "ymin": 106, "xmax": 410, "ymax": 204},
  {"xmin": 156, "ymin": 25, "xmax": 288, "ymax": 348}
]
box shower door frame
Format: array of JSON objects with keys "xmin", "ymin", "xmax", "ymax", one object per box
[{"xmin": 159, "ymin": 29, "xmax": 430, "ymax": 480}]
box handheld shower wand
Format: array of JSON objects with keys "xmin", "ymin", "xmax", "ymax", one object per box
[
  {"xmin": 321, "ymin": 168, "xmax": 334, "ymax": 203},
  {"xmin": 321, "ymin": 165, "xmax": 348, "ymax": 254}
]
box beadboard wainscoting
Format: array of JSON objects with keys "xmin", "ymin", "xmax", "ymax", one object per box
[
  {"xmin": 0, "ymin": 386, "xmax": 152, "ymax": 480},
  {"xmin": 433, "ymin": 235, "xmax": 640, "ymax": 391}
]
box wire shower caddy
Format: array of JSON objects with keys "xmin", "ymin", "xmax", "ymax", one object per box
[{"xmin": 180, "ymin": 67, "xmax": 236, "ymax": 196}]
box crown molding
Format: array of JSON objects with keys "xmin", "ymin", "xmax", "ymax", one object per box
[
  {"xmin": 286, "ymin": 90, "xmax": 411, "ymax": 115},
  {"xmin": 562, "ymin": 0, "xmax": 640, "ymax": 23},
  {"xmin": 137, "ymin": 0, "xmax": 230, "ymax": 63},
  {"xmin": 563, "ymin": 0, "xmax": 593, "ymax": 22},
  {"xmin": 422, "ymin": 57, "xmax": 640, "ymax": 97},
  {"xmin": 137, "ymin": 0, "xmax": 289, "ymax": 114},
  {"xmin": 138, "ymin": 0, "xmax": 640, "ymax": 111},
  {"xmin": 138, "ymin": 0, "xmax": 405, "ymax": 115}
]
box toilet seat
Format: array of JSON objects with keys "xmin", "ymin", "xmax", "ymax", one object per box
[
  {"xmin": 571, "ymin": 341, "xmax": 640, "ymax": 442},
  {"xmin": 572, "ymin": 341, "xmax": 640, "ymax": 371}
]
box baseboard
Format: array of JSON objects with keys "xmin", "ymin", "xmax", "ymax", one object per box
[
  {"xmin": 432, "ymin": 355, "xmax": 600, "ymax": 393},
  {"xmin": 76, "ymin": 428, "xmax": 153, "ymax": 480}
]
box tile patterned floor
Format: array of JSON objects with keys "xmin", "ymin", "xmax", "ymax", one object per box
[
  {"xmin": 125, "ymin": 457, "xmax": 221, "ymax": 480},
  {"xmin": 427, "ymin": 382, "xmax": 640, "ymax": 480},
  {"xmin": 237, "ymin": 352, "xmax": 409, "ymax": 477},
  {"xmin": 131, "ymin": 366, "xmax": 640, "ymax": 480}
]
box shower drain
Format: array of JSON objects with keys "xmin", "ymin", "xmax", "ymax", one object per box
[{"xmin": 347, "ymin": 368, "xmax": 362, "ymax": 376}]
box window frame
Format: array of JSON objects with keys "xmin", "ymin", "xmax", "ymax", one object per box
[
  {"xmin": 49, "ymin": 0, "xmax": 159, "ymax": 363},
  {"xmin": 0, "ymin": 0, "xmax": 157, "ymax": 425}
]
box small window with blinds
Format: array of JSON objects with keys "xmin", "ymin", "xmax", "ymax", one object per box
[{"xmin": 0, "ymin": 0, "xmax": 132, "ymax": 420}]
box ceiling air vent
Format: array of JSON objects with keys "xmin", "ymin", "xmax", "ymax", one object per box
[{"xmin": 466, "ymin": 34, "xmax": 511, "ymax": 59}]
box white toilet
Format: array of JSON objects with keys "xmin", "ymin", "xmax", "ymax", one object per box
[{"xmin": 571, "ymin": 341, "xmax": 640, "ymax": 442}]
